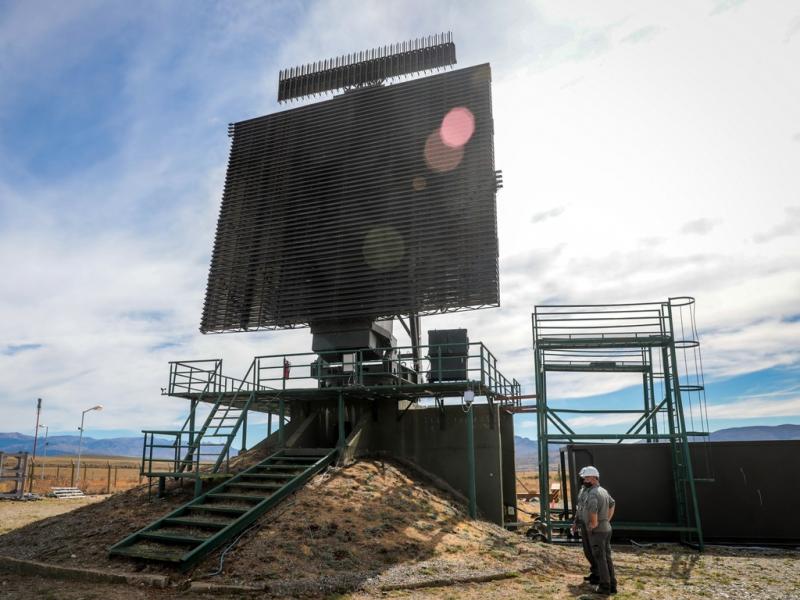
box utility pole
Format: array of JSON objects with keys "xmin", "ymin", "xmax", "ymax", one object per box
[
  {"xmin": 39, "ymin": 424, "xmax": 49, "ymax": 480},
  {"xmin": 76, "ymin": 405, "xmax": 103, "ymax": 487},
  {"xmin": 31, "ymin": 398, "xmax": 42, "ymax": 461},
  {"xmin": 30, "ymin": 398, "xmax": 42, "ymax": 492}
]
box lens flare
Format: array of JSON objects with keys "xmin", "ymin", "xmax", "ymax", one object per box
[
  {"xmin": 439, "ymin": 107, "xmax": 475, "ymax": 148},
  {"xmin": 362, "ymin": 226, "xmax": 406, "ymax": 271},
  {"xmin": 424, "ymin": 131, "xmax": 464, "ymax": 173}
]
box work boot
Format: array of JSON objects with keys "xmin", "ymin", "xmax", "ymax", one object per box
[
  {"xmin": 594, "ymin": 584, "xmax": 613, "ymax": 596},
  {"xmin": 583, "ymin": 574, "xmax": 599, "ymax": 584}
]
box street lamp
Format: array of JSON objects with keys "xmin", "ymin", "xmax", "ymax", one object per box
[
  {"xmin": 38, "ymin": 424, "xmax": 49, "ymax": 480},
  {"xmin": 76, "ymin": 405, "xmax": 103, "ymax": 488}
]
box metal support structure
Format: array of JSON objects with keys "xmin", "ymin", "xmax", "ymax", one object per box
[
  {"xmin": 409, "ymin": 312, "xmax": 422, "ymax": 384},
  {"xmin": 466, "ymin": 403, "xmax": 477, "ymax": 519},
  {"xmin": 337, "ymin": 392, "xmax": 345, "ymax": 448},
  {"xmin": 278, "ymin": 398, "xmax": 286, "ymax": 447},
  {"xmin": 277, "ymin": 32, "xmax": 457, "ymax": 102},
  {"xmin": 532, "ymin": 299, "xmax": 709, "ymax": 549},
  {"xmin": 242, "ymin": 407, "xmax": 248, "ymax": 452}
]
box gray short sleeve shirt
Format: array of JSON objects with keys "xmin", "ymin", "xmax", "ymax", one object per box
[
  {"xmin": 576, "ymin": 486, "xmax": 589, "ymax": 524},
  {"xmin": 585, "ymin": 485, "xmax": 615, "ymax": 532}
]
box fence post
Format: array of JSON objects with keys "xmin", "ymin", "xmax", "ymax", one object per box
[
  {"xmin": 70, "ymin": 461, "xmax": 75, "ymax": 487},
  {"xmin": 56, "ymin": 464, "xmax": 61, "ymax": 485},
  {"xmin": 106, "ymin": 462, "xmax": 111, "ymax": 494},
  {"xmin": 114, "ymin": 466, "xmax": 118, "ymax": 491}
]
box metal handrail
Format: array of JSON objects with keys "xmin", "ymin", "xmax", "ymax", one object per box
[{"xmin": 253, "ymin": 341, "xmax": 516, "ymax": 398}]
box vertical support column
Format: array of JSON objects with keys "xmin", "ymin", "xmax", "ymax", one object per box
[
  {"xmin": 667, "ymin": 301, "xmax": 704, "ymax": 550},
  {"xmin": 268, "ymin": 409, "xmax": 273, "ymax": 437},
  {"xmin": 466, "ymin": 403, "xmax": 477, "ymax": 519},
  {"xmin": 641, "ymin": 349, "xmax": 652, "ymax": 443},
  {"xmin": 278, "ymin": 398, "xmax": 286, "ymax": 447},
  {"xmin": 409, "ymin": 312, "xmax": 422, "ymax": 384},
  {"xmin": 337, "ymin": 391, "xmax": 346, "ymax": 448},
  {"xmin": 648, "ymin": 347, "xmax": 659, "ymax": 440},
  {"xmin": 188, "ymin": 400, "xmax": 197, "ymax": 453},
  {"xmin": 533, "ymin": 311, "xmax": 551, "ymax": 541},
  {"xmin": 242, "ymin": 407, "xmax": 248, "ymax": 452}
]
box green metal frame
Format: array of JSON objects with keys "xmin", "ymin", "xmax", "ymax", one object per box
[
  {"xmin": 163, "ymin": 343, "xmax": 519, "ymax": 407},
  {"xmin": 140, "ymin": 359, "xmax": 272, "ymax": 495},
  {"xmin": 109, "ymin": 448, "xmax": 337, "ymax": 571},
  {"xmin": 532, "ymin": 299, "xmax": 708, "ymax": 550}
]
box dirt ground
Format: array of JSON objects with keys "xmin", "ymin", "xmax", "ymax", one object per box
[
  {"xmin": 0, "ymin": 461, "xmax": 799, "ymax": 599},
  {"xmin": 0, "ymin": 496, "xmax": 106, "ymax": 535},
  {"xmin": 2, "ymin": 543, "xmax": 799, "ymax": 600}
]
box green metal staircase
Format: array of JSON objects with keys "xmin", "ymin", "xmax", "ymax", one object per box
[
  {"xmin": 141, "ymin": 359, "xmax": 270, "ymax": 493},
  {"xmin": 110, "ymin": 448, "xmax": 336, "ymax": 570}
]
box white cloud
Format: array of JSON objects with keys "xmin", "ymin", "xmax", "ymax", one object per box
[
  {"xmin": 1, "ymin": 0, "xmax": 799, "ymax": 434},
  {"xmin": 706, "ymin": 396, "xmax": 800, "ymax": 420},
  {"xmin": 564, "ymin": 413, "xmax": 639, "ymax": 429}
]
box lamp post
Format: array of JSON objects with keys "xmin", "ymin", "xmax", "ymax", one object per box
[
  {"xmin": 39, "ymin": 424, "xmax": 49, "ymax": 480},
  {"xmin": 76, "ymin": 405, "xmax": 103, "ymax": 488},
  {"xmin": 463, "ymin": 389, "xmax": 477, "ymax": 519}
]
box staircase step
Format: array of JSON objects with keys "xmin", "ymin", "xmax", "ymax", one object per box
[
  {"xmin": 255, "ymin": 465, "xmax": 307, "ymax": 471},
  {"xmin": 109, "ymin": 546, "xmax": 184, "ymax": 563},
  {"xmin": 162, "ymin": 517, "xmax": 228, "ymax": 529},
  {"xmin": 239, "ymin": 473, "xmax": 293, "ymax": 480},
  {"xmin": 207, "ymin": 493, "xmax": 267, "ymax": 501},
  {"xmin": 186, "ymin": 505, "xmax": 250, "ymax": 515},
  {"xmin": 139, "ymin": 531, "xmax": 206, "ymax": 545},
  {"xmin": 228, "ymin": 482, "xmax": 284, "ymax": 490}
]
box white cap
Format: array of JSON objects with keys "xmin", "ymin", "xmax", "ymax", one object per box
[{"xmin": 579, "ymin": 466, "xmax": 599, "ymax": 478}]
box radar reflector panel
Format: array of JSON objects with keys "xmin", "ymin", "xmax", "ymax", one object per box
[{"xmin": 201, "ymin": 35, "xmax": 499, "ymax": 333}]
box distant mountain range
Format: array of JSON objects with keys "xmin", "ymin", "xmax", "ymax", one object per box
[
  {"xmin": 706, "ymin": 424, "xmax": 800, "ymax": 441},
  {"xmin": 514, "ymin": 424, "xmax": 800, "ymax": 466},
  {"xmin": 2, "ymin": 424, "xmax": 796, "ymax": 462},
  {"xmin": 0, "ymin": 432, "xmax": 238, "ymax": 460}
]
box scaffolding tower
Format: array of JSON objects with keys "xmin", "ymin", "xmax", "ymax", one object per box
[{"xmin": 533, "ymin": 297, "xmax": 710, "ymax": 549}]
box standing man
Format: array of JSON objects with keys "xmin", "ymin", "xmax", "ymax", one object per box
[
  {"xmin": 583, "ymin": 466, "xmax": 617, "ymax": 595},
  {"xmin": 571, "ymin": 466, "xmax": 598, "ymax": 585}
]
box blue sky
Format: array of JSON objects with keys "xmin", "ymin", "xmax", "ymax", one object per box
[{"xmin": 1, "ymin": 1, "xmax": 799, "ymax": 443}]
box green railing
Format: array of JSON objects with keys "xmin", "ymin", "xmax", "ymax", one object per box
[
  {"xmin": 253, "ymin": 341, "xmax": 520, "ymax": 399},
  {"xmin": 142, "ymin": 359, "xmax": 272, "ymax": 479}
]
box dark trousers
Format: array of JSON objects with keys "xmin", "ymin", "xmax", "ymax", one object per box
[
  {"xmin": 589, "ymin": 528, "xmax": 616, "ymax": 589},
  {"xmin": 578, "ymin": 522, "xmax": 597, "ymax": 576}
]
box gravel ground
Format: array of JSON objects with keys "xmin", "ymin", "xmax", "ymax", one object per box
[{"xmin": 349, "ymin": 543, "xmax": 800, "ymax": 600}]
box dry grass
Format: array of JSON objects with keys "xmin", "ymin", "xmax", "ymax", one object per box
[
  {"xmin": 1, "ymin": 455, "xmax": 189, "ymax": 496},
  {"xmin": 0, "ymin": 496, "xmax": 106, "ymax": 535}
]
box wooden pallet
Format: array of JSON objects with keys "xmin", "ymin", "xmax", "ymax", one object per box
[{"xmin": 51, "ymin": 487, "xmax": 86, "ymax": 499}]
